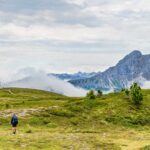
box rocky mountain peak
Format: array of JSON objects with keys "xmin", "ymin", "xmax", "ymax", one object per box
[
  {"xmin": 117, "ymin": 50, "xmax": 142, "ymax": 66},
  {"xmin": 70, "ymin": 50, "xmax": 150, "ymax": 91}
]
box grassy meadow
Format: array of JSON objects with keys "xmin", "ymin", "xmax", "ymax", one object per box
[{"xmin": 0, "ymin": 88, "xmax": 149, "ymax": 150}]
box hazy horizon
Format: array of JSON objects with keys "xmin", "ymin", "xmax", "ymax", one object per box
[{"xmin": 0, "ymin": 0, "xmax": 150, "ymax": 81}]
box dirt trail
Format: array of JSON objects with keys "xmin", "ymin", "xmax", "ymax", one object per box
[{"xmin": 0, "ymin": 106, "xmax": 58, "ymax": 117}]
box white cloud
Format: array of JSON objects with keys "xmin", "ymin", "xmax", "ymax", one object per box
[
  {"xmin": 0, "ymin": 23, "xmax": 121, "ymax": 42},
  {"xmin": 0, "ymin": 0, "xmax": 150, "ymax": 76},
  {"xmin": 142, "ymin": 81, "xmax": 150, "ymax": 89},
  {"xmin": 65, "ymin": 0, "xmax": 86, "ymax": 6},
  {"xmin": 3, "ymin": 69, "xmax": 87, "ymax": 97}
]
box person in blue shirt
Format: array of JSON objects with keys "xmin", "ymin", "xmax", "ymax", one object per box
[{"xmin": 11, "ymin": 114, "xmax": 18, "ymax": 134}]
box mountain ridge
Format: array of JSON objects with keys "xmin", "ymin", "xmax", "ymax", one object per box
[
  {"xmin": 50, "ymin": 71, "xmax": 98, "ymax": 81},
  {"xmin": 69, "ymin": 50, "xmax": 150, "ymax": 91}
]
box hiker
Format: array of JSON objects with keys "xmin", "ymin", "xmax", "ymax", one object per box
[{"xmin": 11, "ymin": 114, "xmax": 18, "ymax": 134}]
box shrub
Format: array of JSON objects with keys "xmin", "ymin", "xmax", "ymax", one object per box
[
  {"xmin": 130, "ymin": 83, "xmax": 143, "ymax": 105},
  {"xmin": 125, "ymin": 89, "xmax": 130, "ymax": 96},
  {"xmin": 86, "ymin": 90, "xmax": 96, "ymax": 99}
]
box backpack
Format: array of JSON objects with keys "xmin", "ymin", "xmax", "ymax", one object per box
[{"xmin": 12, "ymin": 116, "xmax": 18, "ymax": 124}]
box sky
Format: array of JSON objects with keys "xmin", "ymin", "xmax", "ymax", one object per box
[{"xmin": 0, "ymin": 0, "xmax": 150, "ymax": 81}]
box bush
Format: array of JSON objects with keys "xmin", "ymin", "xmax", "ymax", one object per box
[
  {"xmin": 125, "ymin": 89, "xmax": 130, "ymax": 96},
  {"xmin": 86, "ymin": 90, "xmax": 96, "ymax": 99},
  {"xmin": 130, "ymin": 83, "xmax": 143, "ymax": 105}
]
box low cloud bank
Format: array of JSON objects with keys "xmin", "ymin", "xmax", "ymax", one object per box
[
  {"xmin": 2, "ymin": 68, "xmax": 87, "ymax": 97},
  {"xmin": 1, "ymin": 68, "xmax": 149, "ymax": 96},
  {"xmin": 136, "ymin": 76, "xmax": 150, "ymax": 89},
  {"xmin": 141, "ymin": 81, "xmax": 150, "ymax": 89},
  {"xmin": 128, "ymin": 75, "xmax": 150, "ymax": 89}
]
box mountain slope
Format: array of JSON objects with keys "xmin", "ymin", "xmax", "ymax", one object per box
[
  {"xmin": 0, "ymin": 88, "xmax": 149, "ymax": 149},
  {"xmin": 70, "ymin": 50, "xmax": 150, "ymax": 91}
]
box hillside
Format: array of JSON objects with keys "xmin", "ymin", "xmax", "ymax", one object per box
[
  {"xmin": 0, "ymin": 88, "xmax": 149, "ymax": 150},
  {"xmin": 70, "ymin": 50, "xmax": 150, "ymax": 91}
]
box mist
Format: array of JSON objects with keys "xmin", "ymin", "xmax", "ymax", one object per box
[
  {"xmin": 2, "ymin": 68, "xmax": 87, "ymax": 97},
  {"xmin": 142, "ymin": 81, "xmax": 150, "ymax": 89},
  {"xmin": 128, "ymin": 75, "xmax": 150, "ymax": 89}
]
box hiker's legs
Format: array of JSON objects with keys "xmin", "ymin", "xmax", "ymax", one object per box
[{"xmin": 12, "ymin": 127, "xmax": 17, "ymax": 134}]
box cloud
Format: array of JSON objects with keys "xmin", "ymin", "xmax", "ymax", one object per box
[
  {"xmin": 128, "ymin": 75, "xmax": 150, "ymax": 89},
  {"xmin": 0, "ymin": 22, "xmax": 121, "ymax": 42},
  {"xmin": 0, "ymin": 0, "xmax": 150, "ymax": 74},
  {"xmin": 0, "ymin": 0, "xmax": 149, "ymax": 93},
  {"xmin": 3, "ymin": 68, "xmax": 87, "ymax": 97},
  {"xmin": 0, "ymin": 0, "xmax": 150, "ymax": 44},
  {"xmin": 142, "ymin": 81, "xmax": 150, "ymax": 89},
  {"xmin": 65, "ymin": 0, "xmax": 86, "ymax": 6}
]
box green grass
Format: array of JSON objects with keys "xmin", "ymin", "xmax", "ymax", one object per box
[{"xmin": 0, "ymin": 88, "xmax": 149, "ymax": 150}]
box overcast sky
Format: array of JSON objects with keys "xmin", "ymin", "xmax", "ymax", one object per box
[{"xmin": 0, "ymin": 0, "xmax": 150, "ymax": 81}]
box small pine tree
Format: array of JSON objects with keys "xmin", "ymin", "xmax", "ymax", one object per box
[
  {"xmin": 97, "ymin": 90, "xmax": 103, "ymax": 97},
  {"xmin": 130, "ymin": 83, "xmax": 143, "ymax": 105},
  {"xmin": 125, "ymin": 89, "xmax": 129, "ymax": 96},
  {"xmin": 86, "ymin": 90, "xmax": 96, "ymax": 99}
]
